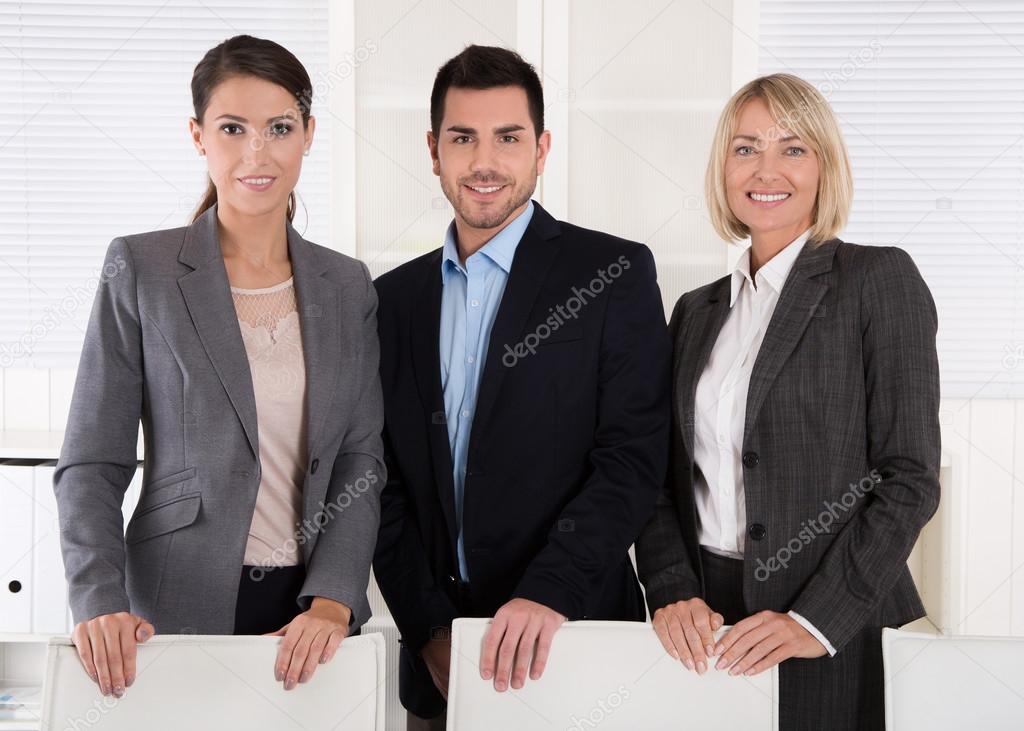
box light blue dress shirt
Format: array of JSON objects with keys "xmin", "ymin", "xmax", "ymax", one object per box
[{"xmin": 440, "ymin": 201, "xmax": 535, "ymax": 581}]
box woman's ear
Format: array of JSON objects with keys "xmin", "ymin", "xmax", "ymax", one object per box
[{"xmin": 188, "ymin": 117, "xmax": 205, "ymax": 156}]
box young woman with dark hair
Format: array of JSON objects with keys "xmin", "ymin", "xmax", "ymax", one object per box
[{"xmin": 55, "ymin": 35, "xmax": 385, "ymax": 698}]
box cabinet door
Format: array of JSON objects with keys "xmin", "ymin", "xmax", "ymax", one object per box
[
  {"xmin": 0, "ymin": 465, "xmax": 34, "ymax": 632},
  {"xmin": 32, "ymin": 463, "xmax": 69, "ymax": 633}
]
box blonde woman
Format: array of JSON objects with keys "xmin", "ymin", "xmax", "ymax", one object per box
[{"xmin": 636, "ymin": 73, "xmax": 940, "ymax": 729}]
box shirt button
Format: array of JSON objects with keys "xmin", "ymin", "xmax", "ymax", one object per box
[
  {"xmin": 471, "ymin": 299, "xmax": 480, "ymax": 307},
  {"xmin": 461, "ymin": 410, "xmax": 470, "ymax": 418},
  {"xmin": 467, "ymin": 356, "xmax": 475, "ymax": 364}
]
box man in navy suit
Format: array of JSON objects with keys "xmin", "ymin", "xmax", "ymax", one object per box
[{"xmin": 372, "ymin": 44, "xmax": 671, "ymax": 729}]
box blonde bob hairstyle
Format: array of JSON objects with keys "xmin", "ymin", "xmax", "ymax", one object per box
[{"xmin": 705, "ymin": 73, "xmax": 853, "ymax": 246}]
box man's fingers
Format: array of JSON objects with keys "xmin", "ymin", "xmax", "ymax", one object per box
[
  {"xmin": 511, "ymin": 621, "xmax": 540, "ymax": 689},
  {"xmin": 529, "ymin": 623, "xmax": 558, "ymax": 680},
  {"xmin": 494, "ymin": 620, "xmax": 524, "ymax": 692},
  {"xmin": 480, "ymin": 617, "xmax": 507, "ymax": 680}
]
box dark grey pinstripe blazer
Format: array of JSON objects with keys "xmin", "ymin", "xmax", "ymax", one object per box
[
  {"xmin": 54, "ymin": 205, "xmax": 385, "ymax": 634},
  {"xmin": 636, "ymin": 238, "xmax": 940, "ymax": 653}
]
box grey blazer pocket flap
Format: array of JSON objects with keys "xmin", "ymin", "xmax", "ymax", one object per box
[
  {"xmin": 126, "ymin": 492, "xmax": 202, "ymax": 545},
  {"xmin": 144, "ymin": 466, "xmax": 196, "ymax": 493}
]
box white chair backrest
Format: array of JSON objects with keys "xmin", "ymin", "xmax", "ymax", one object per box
[
  {"xmin": 40, "ymin": 633, "xmax": 385, "ymax": 731},
  {"xmin": 883, "ymin": 628, "xmax": 1024, "ymax": 730},
  {"xmin": 447, "ymin": 618, "xmax": 778, "ymax": 731}
]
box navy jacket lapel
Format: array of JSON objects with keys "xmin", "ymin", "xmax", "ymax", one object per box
[{"xmin": 410, "ymin": 252, "xmax": 460, "ymax": 550}]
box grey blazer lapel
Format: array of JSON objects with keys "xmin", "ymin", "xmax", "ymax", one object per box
[
  {"xmin": 677, "ymin": 280, "xmax": 731, "ymax": 458},
  {"xmin": 287, "ymin": 221, "xmax": 344, "ymax": 462},
  {"xmin": 743, "ymin": 238, "xmax": 840, "ymax": 444},
  {"xmin": 178, "ymin": 206, "xmax": 260, "ymax": 460}
]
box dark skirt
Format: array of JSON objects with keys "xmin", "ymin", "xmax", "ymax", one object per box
[
  {"xmin": 700, "ymin": 548, "xmax": 885, "ymax": 731},
  {"xmin": 232, "ymin": 564, "xmax": 306, "ymax": 635}
]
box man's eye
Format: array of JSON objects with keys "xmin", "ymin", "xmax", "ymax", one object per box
[
  {"xmin": 453, "ymin": 136, "xmax": 472, "ymax": 144},
  {"xmin": 499, "ymin": 135, "xmax": 518, "ymax": 143}
]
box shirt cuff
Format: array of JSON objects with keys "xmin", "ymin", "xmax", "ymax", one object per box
[{"xmin": 788, "ymin": 610, "xmax": 837, "ymax": 657}]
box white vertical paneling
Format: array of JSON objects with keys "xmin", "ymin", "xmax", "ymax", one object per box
[
  {"xmin": 1013, "ymin": 401, "xmax": 1024, "ymax": 636},
  {"xmin": 31, "ymin": 463, "xmax": 67, "ymax": 634},
  {"xmin": 3, "ymin": 369, "xmax": 50, "ymax": 430},
  {"xmin": 963, "ymin": 399, "xmax": 1015, "ymax": 635},
  {"xmin": 48, "ymin": 367, "xmax": 77, "ymax": 432},
  {"xmin": 328, "ymin": 0, "xmax": 357, "ymax": 257},
  {"xmin": 537, "ymin": 0, "xmax": 569, "ymax": 219},
  {"xmin": 0, "ymin": 465, "xmax": 34, "ymax": 633}
]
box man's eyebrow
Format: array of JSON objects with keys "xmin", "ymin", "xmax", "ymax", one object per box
[
  {"xmin": 446, "ymin": 125, "xmax": 476, "ymax": 134},
  {"xmin": 494, "ymin": 124, "xmax": 525, "ymax": 134}
]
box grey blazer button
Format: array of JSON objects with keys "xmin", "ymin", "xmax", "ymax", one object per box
[
  {"xmin": 748, "ymin": 523, "xmax": 767, "ymax": 541},
  {"xmin": 742, "ymin": 451, "xmax": 759, "ymax": 468},
  {"xmin": 310, "ymin": 458, "xmax": 320, "ymax": 474}
]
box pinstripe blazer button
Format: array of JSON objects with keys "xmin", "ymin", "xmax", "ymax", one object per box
[
  {"xmin": 310, "ymin": 458, "xmax": 320, "ymax": 474},
  {"xmin": 748, "ymin": 523, "xmax": 767, "ymax": 541},
  {"xmin": 742, "ymin": 451, "xmax": 759, "ymax": 469}
]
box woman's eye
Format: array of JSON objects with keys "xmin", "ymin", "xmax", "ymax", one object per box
[
  {"xmin": 786, "ymin": 146, "xmax": 807, "ymax": 156},
  {"xmin": 270, "ymin": 122, "xmax": 293, "ymax": 137},
  {"xmin": 735, "ymin": 145, "xmax": 755, "ymax": 156},
  {"xmin": 221, "ymin": 123, "xmax": 243, "ymax": 135}
]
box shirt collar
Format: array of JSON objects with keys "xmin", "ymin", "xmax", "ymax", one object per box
[
  {"xmin": 729, "ymin": 228, "xmax": 811, "ymax": 307},
  {"xmin": 441, "ymin": 200, "xmax": 535, "ymax": 282}
]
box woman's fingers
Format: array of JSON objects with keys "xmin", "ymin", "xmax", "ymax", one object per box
[{"xmin": 72, "ymin": 624, "xmax": 99, "ymax": 684}]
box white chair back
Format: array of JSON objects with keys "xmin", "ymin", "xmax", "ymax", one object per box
[
  {"xmin": 40, "ymin": 633, "xmax": 386, "ymax": 731},
  {"xmin": 447, "ymin": 618, "xmax": 778, "ymax": 730}
]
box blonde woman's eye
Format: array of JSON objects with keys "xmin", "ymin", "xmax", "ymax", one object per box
[
  {"xmin": 735, "ymin": 145, "xmax": 755, "ymax": 156},
  {"xmin": 786, "ymin": 146, "xmax": 807, "ymax": 156}
]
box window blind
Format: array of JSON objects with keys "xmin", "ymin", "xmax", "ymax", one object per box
[
  {"xmin": 759, "ymin": 0, "xmax": 1024, "ymax": 398},
  {"xmin": 0, "ymin": 0, "xmax": 329, "ymax": 368}
]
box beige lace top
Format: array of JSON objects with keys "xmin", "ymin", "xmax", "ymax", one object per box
[{"xmin": 231, "ymin": 277, "xmax": 308, "ymax": 567}]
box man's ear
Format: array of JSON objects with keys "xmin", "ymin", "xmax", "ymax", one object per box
[
  {"xmin": 535, "ymin": 129, "xmax": 552, "ymax": 175},
  {"xmin": 427, "ymin": 130, "xmax": 440, "ymax": 176}
]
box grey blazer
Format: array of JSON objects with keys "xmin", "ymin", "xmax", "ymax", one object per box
[
  {"xmin": 54, "ymin": 204, "xmax": 386, "ymax": 634},
  {"xmin": 636, "ymin": 239, "xmax": 941, "ymax": 653}
]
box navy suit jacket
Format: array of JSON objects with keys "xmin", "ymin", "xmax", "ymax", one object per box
[{"xmin": 373, "ymin": 201, "xmax": 671, "ymax": 716}]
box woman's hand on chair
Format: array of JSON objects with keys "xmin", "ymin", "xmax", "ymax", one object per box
[
  {"xmin": 266, "ymin": 596, "xmax": 351, "ymax": 690},
  {"xmin": 72, "ymin": 612, "xmax": 154, "ymax": 697},
  {"xmin": 651, "ymin": 598, "xmax": 724, "ymax": 674}
]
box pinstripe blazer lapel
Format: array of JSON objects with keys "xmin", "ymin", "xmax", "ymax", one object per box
[
  {"xmin": 743, "ymin": 238, "xmax": 840, "ymax": 444},
  {"xmin": 676, "ymin": 278, "xmax": 731, "ymax": 459}
]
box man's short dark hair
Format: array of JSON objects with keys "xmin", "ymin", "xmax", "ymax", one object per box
[{"xmin": 430, "ymin": 45, "xmax": 545, "ymax": 139}]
